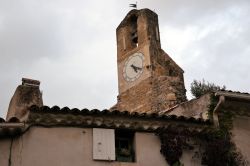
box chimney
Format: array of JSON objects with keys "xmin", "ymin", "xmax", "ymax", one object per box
[{"xmin": 6, "ymin": 78, "xmax": 43, "ymax": 122}]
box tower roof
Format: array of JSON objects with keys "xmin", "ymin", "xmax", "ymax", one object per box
[{"xmin": 117, "ymin": 8, "xmax": 158, "ymax": 30}]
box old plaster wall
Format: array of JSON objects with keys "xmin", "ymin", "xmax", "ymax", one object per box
[
  {"xmin": 136, "ymin": 132, "xmax": 202, "ymax": 166},
  {"xmin": 0, "ymin": 138, "xmax": 11, "ymax": 166},
  {"xmin": 232, "ymin": 116, "xmax": 250, "ymax": 163},
  {"xmin": 0, "ymin": 127, "xmax": 208, "ymax": 166},
  {"xmin": 135, "ymin": 132, "xmax": 166, "ymax": 166},
  {"xmin": 0, "ymin": 127, "xmax": 166, "ymax": 166}
]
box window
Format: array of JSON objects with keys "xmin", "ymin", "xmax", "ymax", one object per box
[
  {"xmin": 115, "ymin": 129, "xmax": 135, "ymax": 162},
  {"xmin": 93, "ymin": 128, "xmax": 135, "ymax": 162},
  {"xmin": 130, "ymin": 15, "xmax": 138, "ymax": 47}
]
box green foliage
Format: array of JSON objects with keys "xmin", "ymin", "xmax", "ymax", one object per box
[
  {"xmin": 200, "ymin": 128, "xmax": 248, "ymax": 166},
  {"xmin": 156, "ymin": 128, "xmax": 193, "ymax": 166},
  {"xmin": 191, "ymin": 79, "xmax": 226, "ymax": 98},
  {"xmin": 156, "ymin": 126, "xmax": 246, "ymax": 166},
  {"xmin": 157, "ymin": 132, "xmax": 183, "ymax": 165}
]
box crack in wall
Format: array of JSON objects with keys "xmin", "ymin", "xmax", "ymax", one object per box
[
  {"xmin": 18, "ymin": 136, "xmax": 23, "ymax": 166},
  {"xmin": 8, "ymin": 138, "xmax": 13, "ymax": 166}
]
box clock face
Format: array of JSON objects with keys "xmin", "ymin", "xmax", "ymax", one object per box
[{"xmin": 123, "ymin": 52, "xmax": 144, "ymax": 82}]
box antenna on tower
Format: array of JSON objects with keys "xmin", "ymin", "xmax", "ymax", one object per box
[{"xmin": 129, "ymin": 2, "xmax": 137, "ymax": 9}]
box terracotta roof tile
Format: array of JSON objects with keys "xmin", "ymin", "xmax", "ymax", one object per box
[
  {"xmin": 0, "ymin": 104, "xmax": 212, "ymax": 138},
  {"xmin": 0, "ymin": 117, "xmax": 5, "ymax": 123},
  {"xmin": 28, "ymin": 105, "xmax": 211, "ymax": 125},
  {"xmin": 219, "ymin": 89, "xmax": 250, "ymax": 95},
  {"xmin": 215, "ymin": 90, "xmax": 250, "ymax": 101}
]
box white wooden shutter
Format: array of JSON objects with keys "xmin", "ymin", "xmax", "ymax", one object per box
[{"xmin": 93, "ymin": 128, "xmax": 115, "ymax": 160}]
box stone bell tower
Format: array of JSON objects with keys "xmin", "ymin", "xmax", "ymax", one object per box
[{"xmin": 113, "ymin": 9, "xmax": 187, "ymax": 113}]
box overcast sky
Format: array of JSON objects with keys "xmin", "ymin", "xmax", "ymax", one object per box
[{"xmin": 0, "ymin": 0, "xmax": 249, "ymax": 118}]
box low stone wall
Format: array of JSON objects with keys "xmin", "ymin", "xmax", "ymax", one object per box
[{"xmin": 166, "ymin": 93, "xmax": 211, "ymax": 119}]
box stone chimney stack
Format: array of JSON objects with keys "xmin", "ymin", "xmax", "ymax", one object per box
[{"xmin": 6, "ymin": 78, "xmax": 43, "ymax": 122}]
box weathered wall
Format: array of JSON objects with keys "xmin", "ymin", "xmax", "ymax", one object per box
[
  {"xmin": 135, "ymin": 132, "xmax": 166, "ymax": 166},
  {"xmin": 151, "ymin": 75, "xmax": 187, "ymax": 112},
  {"xmin": 6, "ymin": 79, "xmax": 43, "ymax": 122},
  {"xmin": 0, "ymin": 127, "xmax": 167, "ymax": 166},
  {"xmin": 116, "ymin": 73, "xmax": 187, "ymax": 113},
  {"xmin": 117, "ymin": 77, "xmax": 153, "ymax": 113},
  {"xmin": 116, "ymin": 9, "xmax": 160, "ymax": 61},
  {"xmin": 166, "ymin": 93, "xmax": 211, "ymax": 119},
  {"xmin": 117, "ymin": 44, "xmax": 152, "ymax": 94},
  {"xmin": 115, "ymin": 9, "xmax": 187, "ymax": 114},
  {"xmin": 0, "ymin": 127, "xmax": 212, "ymax": 165},
  {"xmin": 0, "ymin": 139, "xmax": 11, "ymax": 166},
  {"xmin": 232, "ymin": 116, "xmax": 250, "ymax": 163}
]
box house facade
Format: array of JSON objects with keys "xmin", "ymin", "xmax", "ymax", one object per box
[{"xmin": 1, "ymin": 9, "xmax": 250, "ymax": 166}]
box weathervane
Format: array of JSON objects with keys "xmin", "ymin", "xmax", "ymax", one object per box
[{"xmin": 129, "ymin": 2, "xmax": 137, "ymax": 9}]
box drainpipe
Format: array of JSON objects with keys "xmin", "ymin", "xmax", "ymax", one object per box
[{"xmin": 212, "ymin": 95, "xmax": 225, "ymax": 127}]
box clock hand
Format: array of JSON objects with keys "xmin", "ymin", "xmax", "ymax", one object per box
[
  {"xmin": 135, "ymin": 66, "xmax": 142, "ymax": 71},
  {"xmin": 130, "ymin": 64, "xmax": 138, "ymax": 73},
  {"xmin": 131, "ymin": 64, "xmax": 142, "ymax": 73}
]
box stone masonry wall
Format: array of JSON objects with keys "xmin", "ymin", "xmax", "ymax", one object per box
[
  {"xmin": 116, "ymin": 77, "xmax": 153, "ymax": 113},
  {"xmin": 115, "ymin": 73, "xmax": 186, "ymax": 113},
  {"xmin": 114, "ymin": 9, "xmax": 187, "ymax": 113},
  {"xmin": 151, "ymin": 75, "xmax": 187, "ymax": 112}
]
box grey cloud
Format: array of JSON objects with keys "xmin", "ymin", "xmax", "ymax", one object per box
[
  {"xmin": 0, "ymin": 2, "xmax": 65, "ymax": 61},
  {"xmin": 1, "ymin": 0, "xmax": 250, "ymax": 117},
  {"xmin": 137, "ymin": 0, "xmax": 250, "ymax": 98},
  {"xmin": 141, "ymin": 0, "xmax": 248, "ymax": 27}
]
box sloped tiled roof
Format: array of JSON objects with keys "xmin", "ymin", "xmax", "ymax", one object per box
[
  {"xmin": 2, "ymin": 89, "xmax": 249, "ymax": 138},
  {"xmin": 1, "ymin": 94, "xmax": 248, "ymax": 138},
  {"xmin": 0, "ymin": 91, "xmax": 250, "ymax": 136},
  {"xmin": 0, "ymin": 119, "xmax": 26, "ymax": 138},
  {"xmin": 219, "ymin": 89, "xmax": 250, "ymax": 95},
  {"xmin": 158, "ymin": 90, "xmax": 250, "ymax": 124},
  {"xmin": 0, "ymin": 104, "xmax": 212, "ymax": 138},
  {"xmin": 215, "ymin": 90, "xmax": 250, "ymax": 101},
  {"xmin": 28, "ymin": 105, "xmax": 210, "ymax": 123},
  {"xmin": 23, "ymin": 105, "xmax": 211, "ymax": 134}
]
